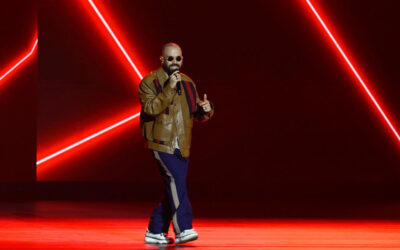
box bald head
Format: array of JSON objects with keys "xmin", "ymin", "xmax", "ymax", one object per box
[
  {"xmin": 160, "ymin": 42, "xmax": 183, "ymax": 75},
  {"xmin": 162, "ymin": 42, "xmax": 182, "ymax": 57}
]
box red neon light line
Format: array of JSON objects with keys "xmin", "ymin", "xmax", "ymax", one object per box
[
  {"xmin": 305, "ymin": 0, "xmax": 400, "ymax": 143},
  {"xmin": 0, "ymin": 38, "xmax": 38, "ymax": 82},
  {"xmin": 88, "ymin": 0, "xmax": 143, "ymax": 80},
  {"xmin": 37, "ymin": 1, "xmax": 144, "ymax": 166},
  {"xmin": 36, "ymin": 112, "xmax": 140, "ymax": 165}
]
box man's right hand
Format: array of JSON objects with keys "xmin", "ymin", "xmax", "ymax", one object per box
[{"xmin": 169, "ymin": 71, "xmax": 181, "ymax": 89}]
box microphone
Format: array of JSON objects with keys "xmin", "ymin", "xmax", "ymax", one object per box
[
  {"xmin": 172, "ymin": 70, "xmax": 181, "ymax": 95},
  {"xmin": 177, "ymin": 81, "xmax": 181, "ymax": 95}
]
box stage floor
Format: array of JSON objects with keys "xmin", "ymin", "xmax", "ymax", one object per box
[{"xmin": 0, "ymin": 202, "xmax": 399, "ymax": 249}]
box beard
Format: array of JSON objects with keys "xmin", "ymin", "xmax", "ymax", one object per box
[{"xmin": 163, "ymin": 63, "xmax": 181, "ymax": 75}]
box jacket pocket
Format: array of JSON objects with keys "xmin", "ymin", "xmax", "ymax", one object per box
[{"xmin": 153, "ymin": 114, "xmax": 172, "ymax": 142}]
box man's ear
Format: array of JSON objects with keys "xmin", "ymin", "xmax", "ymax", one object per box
[{"xmin": 160, "ymin": 56, "xmax": 164, "ymax": 63}]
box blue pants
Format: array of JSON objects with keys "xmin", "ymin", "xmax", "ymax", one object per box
[{"xmin": 148, "ymin": 149, "xmax": 193, "ymax": 234}]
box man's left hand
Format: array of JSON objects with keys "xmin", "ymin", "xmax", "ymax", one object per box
[{"xmin": 199, "ymin": 93, "xmax": 212, "ymax": 113}]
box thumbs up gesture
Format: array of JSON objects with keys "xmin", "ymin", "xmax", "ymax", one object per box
[{"xmin": 199, "ymin": 93, "xmax": 212, "ymax": 113}]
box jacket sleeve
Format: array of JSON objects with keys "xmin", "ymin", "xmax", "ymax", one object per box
[
  {"xmin": 193, "ymin": 82, "xmax": 214, "ymax": 122},
  {"xmin": 138, "ymin": 78, "xmax": 176, "ymax": 116}
]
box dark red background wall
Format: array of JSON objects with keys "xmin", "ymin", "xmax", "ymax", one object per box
[
  {"xmin": 36, "ymin": 0, "xmax": 400, "ymax": 202},
  {"xmin": 0, "ymin": 0, "xmax": 37, "ymax": 183}
]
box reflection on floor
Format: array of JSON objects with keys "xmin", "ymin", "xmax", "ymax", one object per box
[{"xmin": 0, "ymin": 201, "xmax": 399, "ymax": 249}]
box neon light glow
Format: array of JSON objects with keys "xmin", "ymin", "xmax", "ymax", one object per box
[
  {"xmin": 88, "ymin": 0, "xmax": 143, "ymax": 80},
  {"xmin": 37, "ymin": 111, "xmax": 140, "ymax": 165},
  {"xmin": 305, "ymin": 0, "xmax": 400, "ymax": 143},
  {"xmin": 36, "ymin": 0, "xmax": 143, "ymax": 166},
  {"xmin": 0, "ymin": 38, "xmax": 38, "ymax": 83}
]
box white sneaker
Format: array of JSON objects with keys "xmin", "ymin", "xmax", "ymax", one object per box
[
  {"xmin": 144, "ymin": 228, "xmax": 174, "ymax": 245},
  {"xmin": 175, "ymin": 228, "xmax": 198, "ymax": 244}
]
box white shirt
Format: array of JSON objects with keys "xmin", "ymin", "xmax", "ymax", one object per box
[{"xmin": 173, "ymin": 136, "xmax": 180, "ymax": 149}]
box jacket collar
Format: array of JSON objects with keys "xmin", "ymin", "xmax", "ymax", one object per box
[{"xmin": 155, "ymin": 67, "xmax": 169, "ymax": 86}]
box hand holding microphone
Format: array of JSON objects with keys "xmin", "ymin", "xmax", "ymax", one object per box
[{"xmin": 169, "ymin": 70, "xmax": 181, "ymax": 89}]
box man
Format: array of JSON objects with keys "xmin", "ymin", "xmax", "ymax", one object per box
[{"xmin": 138, "ymin": 43, "xmax": 214, "ymax": 245}]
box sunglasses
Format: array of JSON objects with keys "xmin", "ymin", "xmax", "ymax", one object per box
[{"xmin": 166, "ymin": 56, "xmax": 182, "ymax": 62}]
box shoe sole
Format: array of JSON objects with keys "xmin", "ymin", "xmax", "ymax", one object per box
[
  {"xmin": 144, "ymin": 236, "xmax": 170, "ymax": 245},
  {"xmin": 175, "ymin": 233, "xmax": 198, "ymax": 244}
]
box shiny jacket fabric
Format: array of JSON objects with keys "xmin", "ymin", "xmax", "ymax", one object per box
[{"xmin": 138, "ymin": 67, "xmax": 214, "ymax": 157}]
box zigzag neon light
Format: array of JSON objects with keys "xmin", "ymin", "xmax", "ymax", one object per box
[
  {"xmin": 0, "ymin": 38, "xmax": 38, "ymax": 82},
  {"xmin": 305, "ymin": 0, "xmax": 400, "ymax": 143},
  {"xmin": 36, "ymin": 0, "xmax": 143, "ymax": 166}
]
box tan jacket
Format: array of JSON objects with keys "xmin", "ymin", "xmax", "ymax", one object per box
[{"xmin": 138, "ymin": 67, "xmax": 214, "ymax": 157}]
